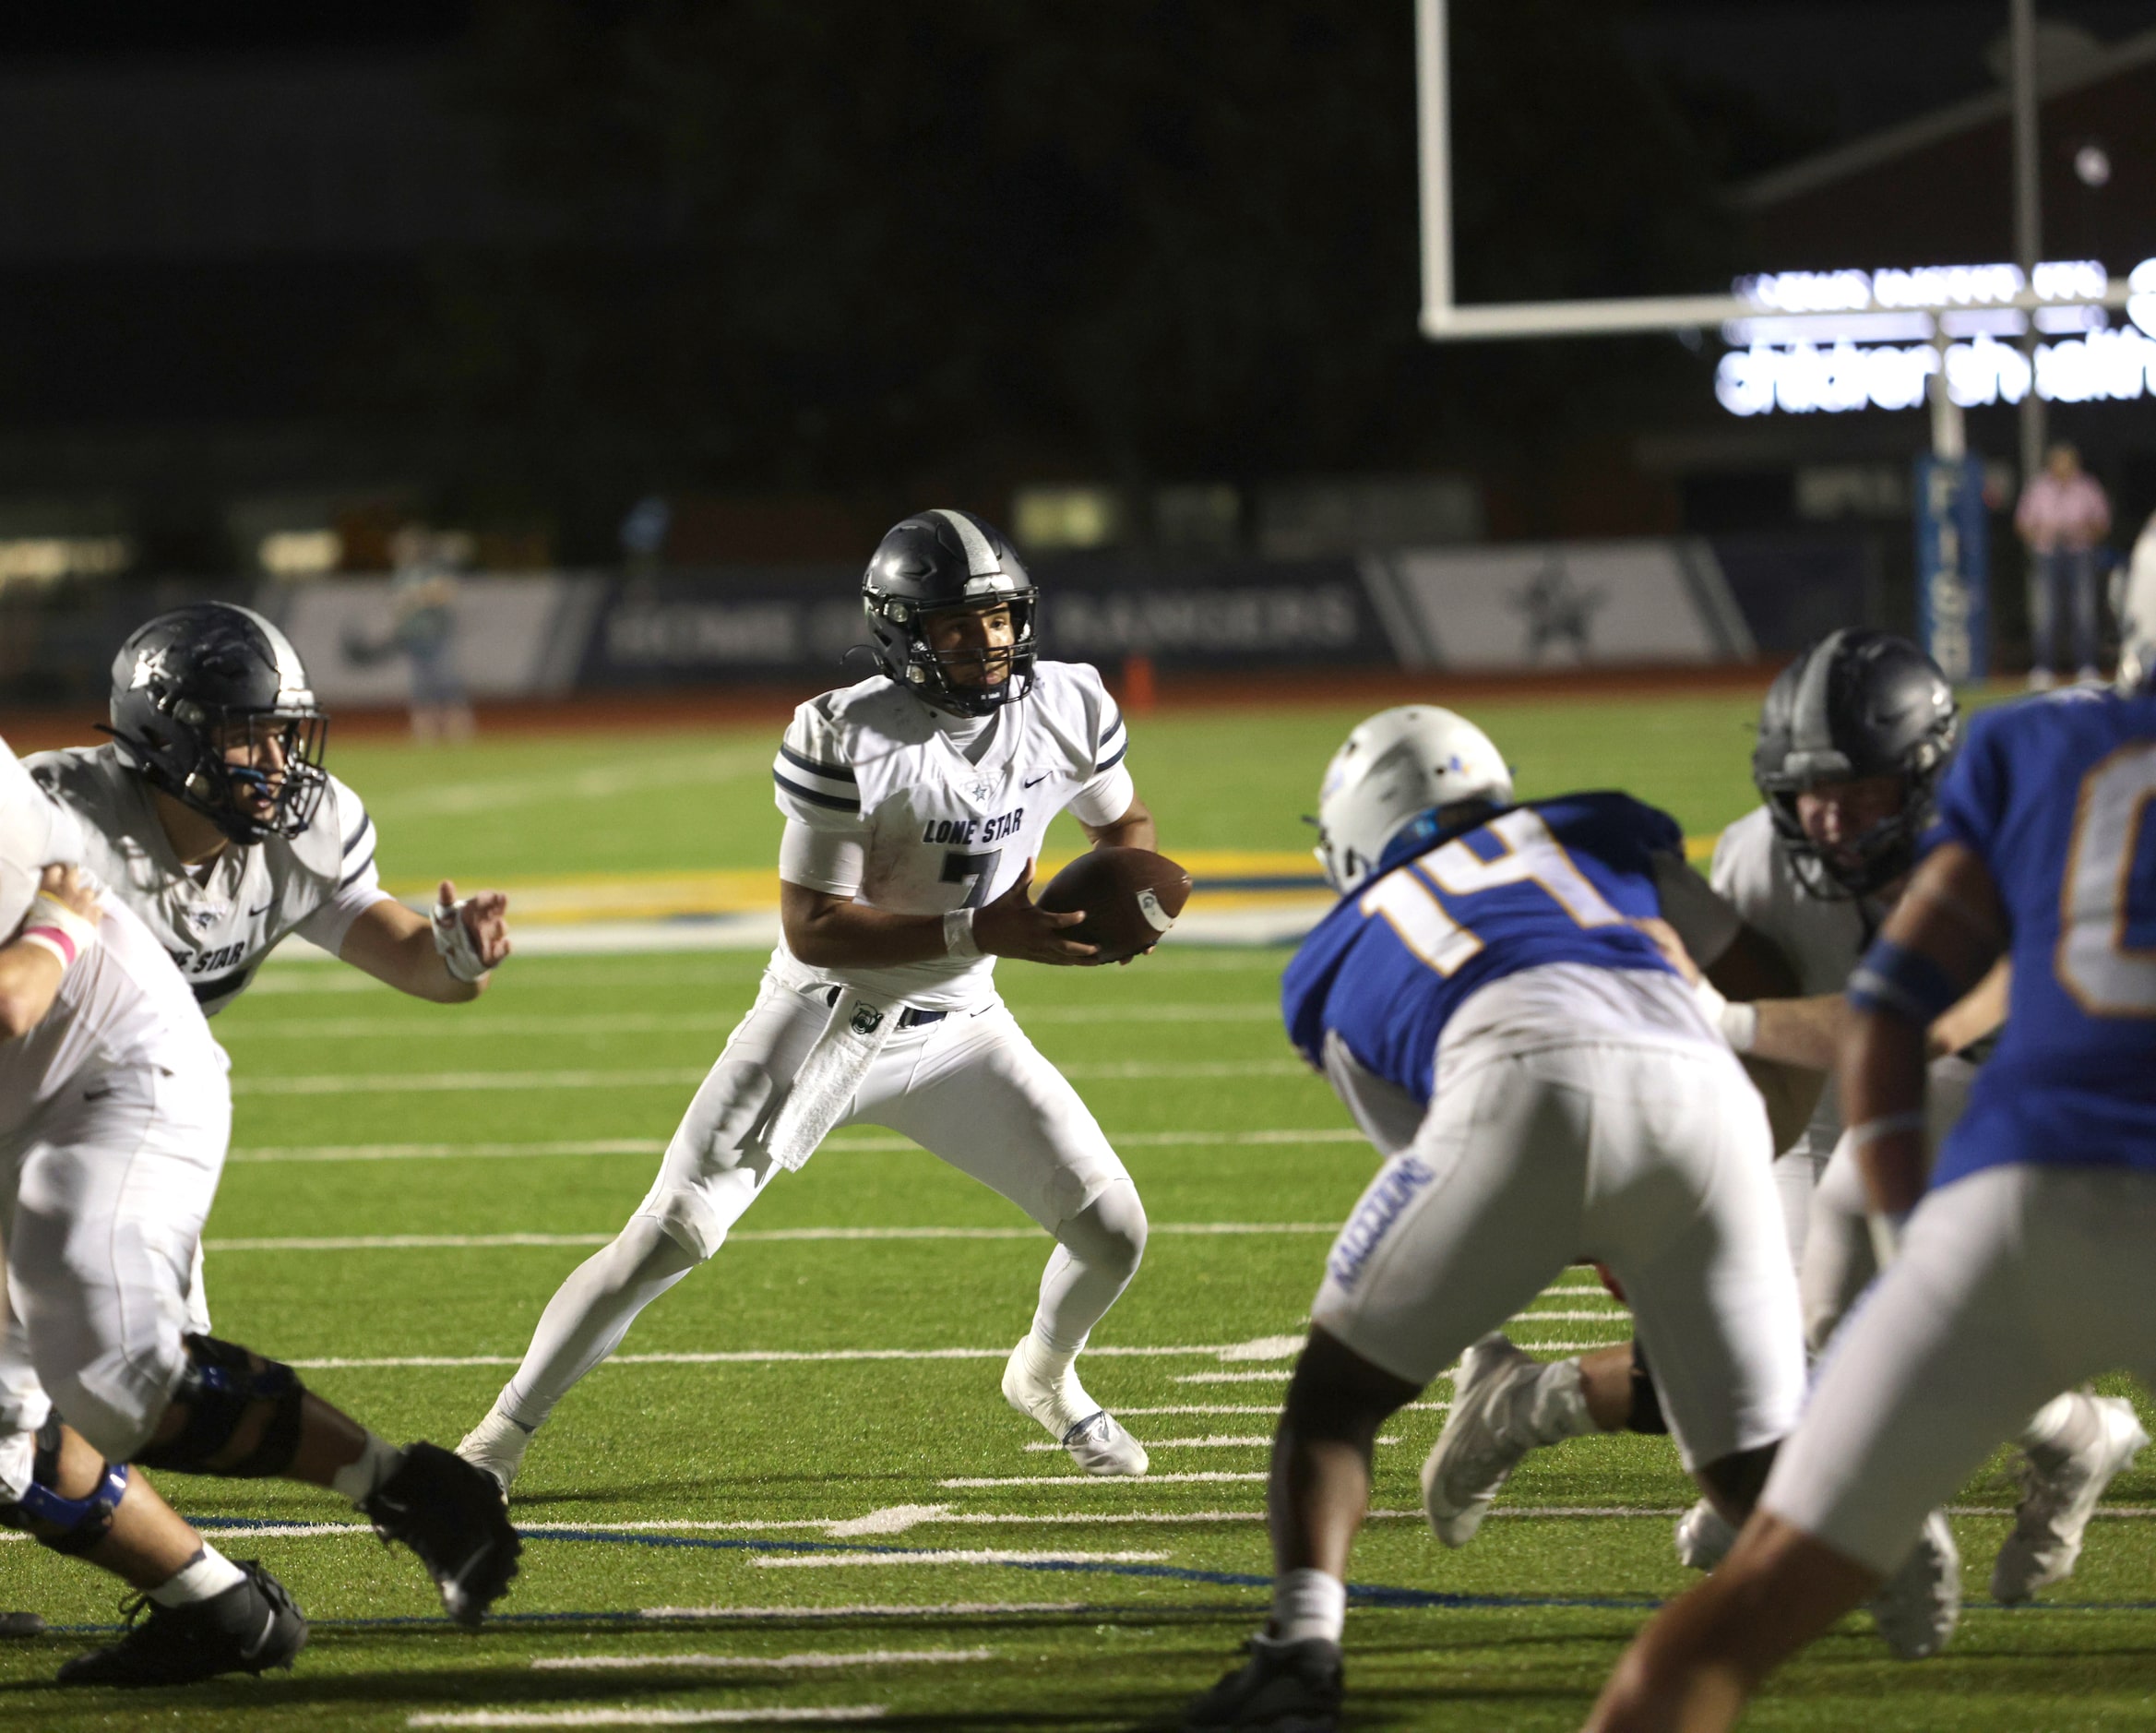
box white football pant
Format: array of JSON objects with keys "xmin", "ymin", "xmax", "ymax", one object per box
[
  {"xmin": 1767, "ymin": 1162, "xmax": 2156, "ymax": 1575},
  {"xmin": 1314, "ymin": 998, "xmax": 1806, "ymax": 1474},
  {"xmin": 0, "ymin": 1062, "xmax": 227, "ymax": 1484}
]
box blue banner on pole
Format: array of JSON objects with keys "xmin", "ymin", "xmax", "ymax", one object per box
[{"xmin": 1913, "ymin": 455, "xmax": 1989, "ymax": 684}]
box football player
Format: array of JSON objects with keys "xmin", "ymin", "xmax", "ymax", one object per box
[
  {"xmin": 4, "ymin": 601, "xmax": 513, "ymax": 1644},
  {"xmin": 1584, "ymin": 568, "xmax": 2156, "ymax": 1733},
  {"xmin": 458, "ymin": 509, "xmax": 1160, "ymax": 1491},
  {"xmin": 0, "ymin": 742, "xmax": 518, "ymax": 1685},
  {"xmin": 31, "ymin": 600, "xmax": 508, "ymax": 1022},
  {"xmin": 1426, "ymin": 632, "xmax": 2141, "ymax": 1629},
  {"xmin": 1183, "ymin": 706, "xmax": 1809, "ymax": 1732},
  {"xmin": 26, "ymin": 601, "xmax": 510, "ymax": 1324}
]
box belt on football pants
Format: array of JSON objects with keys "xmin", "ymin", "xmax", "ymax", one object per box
[{"xmin": 819, "ymin": 986, "xmax": 947, "ymax": 1029}]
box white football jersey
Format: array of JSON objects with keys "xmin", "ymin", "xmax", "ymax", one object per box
[
  {"xmin": 0, "ymin": 746, "xmax": 222, "ymax": 1138},
  {"xmin": 770, "ymin": 660, "xmax": 1133, "ymax": 1010},
  {"xmin": 27, "ymin": 745, "xmax": 392, "ymax": 1016},
  {"xmin": 1709, "ymin": 804, "xmax": 1885, "ymax": 1165}
]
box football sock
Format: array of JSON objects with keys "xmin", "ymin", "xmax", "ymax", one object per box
[
  {"xmin": 1030, "ymin": 1181, "xmax": 1148, "ymax": 1357},
  {"xmin": 502, "ymin": 1217, "xmax": 700, "ymax": 1428},
  {"xmin": 330, "ymin": 1433, "xmax": 409, "ymax": 1505},
  {"xmin": 148, "ymin": 1544, "xmax": 247, "ymax": 1608},
  {"xmin": 1271, "ymin": 1567, "xmax": 1347, "ymax": 1645},
  {"xmin": 1515, "ymin": 1358, "xmax": 1598, "ymax": 1445},
  {"xmin": 2019, "ymin": 1392, "xmax": 2102, "ymax": 1473}
]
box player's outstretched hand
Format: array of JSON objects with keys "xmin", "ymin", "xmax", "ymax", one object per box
[
  {"xmin": 975, "ymin": 860, "xmax": 1099, "ymax": 966},
  {"xmin": 440, "ymin": 879, "xmax": 513, "ymax": 971},
  {"xmin": 37, "ymin": 864, "xmax": 100, "ymax": 922},
  {"xmin": 1627, "ymin": 914, "xmax": 1700, "ymax": 986}
]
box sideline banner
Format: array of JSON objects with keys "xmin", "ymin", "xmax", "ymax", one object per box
[
  {"xmin": 1360, "ymin": 539, "xmax": 1757, "ymax": 672},
  {"xmin": 578, "ymin": 558, "xmax": 1394, "ymax": 685},
  {"xmin": 273, "ymin": 575, "xmax": 602, "ymax": 705}
]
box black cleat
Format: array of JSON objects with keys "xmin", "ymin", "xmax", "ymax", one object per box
[
  {"xmin": 57, "ymin": 1560, "xmax": 304, "ymax": 1688},
  {"xmin": 1, "ymin": 1610, "xmax": 46, "ymax": 1638},
  {"xmin": 1183, "ymin": 1634, "xmax": 1343, "ymax": 1731},
  {"xmin": 363, "ymin": 1441, "xmax": 521, "ymax": 1627}
]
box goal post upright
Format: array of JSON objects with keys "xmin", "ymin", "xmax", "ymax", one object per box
[{"xmin": 1412, "ymin": 0, "xmax": 2128, "ymax": 344}]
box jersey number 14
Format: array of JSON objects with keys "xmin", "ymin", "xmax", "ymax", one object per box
[{"xmin": 1358, "ymin": 808, "xmax": 1625, "ymax": 975}]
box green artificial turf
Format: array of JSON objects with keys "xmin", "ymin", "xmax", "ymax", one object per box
[
  {"xmin": 5, "ymin": 688, "xmax": 2145, "ymax": 1731},
  {"xmin": 329, "ymin": 690, "xmax": 1776, "ymax": 885}
]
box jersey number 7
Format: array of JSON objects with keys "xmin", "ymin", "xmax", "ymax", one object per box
[{"xmin": 942, "ymin": 848, "xmax": 1005, "ymax": 910}]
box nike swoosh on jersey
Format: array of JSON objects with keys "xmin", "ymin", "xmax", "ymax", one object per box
[{"xmin": 1023, "ymin": 773, "xmax": 1050, "ymax": 788}]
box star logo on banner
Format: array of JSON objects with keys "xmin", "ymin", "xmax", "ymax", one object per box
[{"xmin": 1509, "ymin": 556, "xmax": 1607, "ymax": 661}]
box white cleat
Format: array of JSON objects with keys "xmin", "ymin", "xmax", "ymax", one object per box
[
  {"xmin": 1673, "ymin": 1499, "xmax": 1737, "ymax": 1572},
  {"xmin": 1421, "ymin": 1334, "xmax": 1540, "ymax": 1548},
  {"xmin": 1992, "ymin": 1395, "xmax": 2149, "ymax": 1605},
  {"xmin": 1002, "ymin": 1340, "xmax": 1148, "ymax": 1476},
  {"xmin": 455, "ymin": 1407, "xmax": 535, "ymax": 1500},
  {"xmin": 1867, "ymin": 1509, "xmax": 1960, "ymax": 1661}
]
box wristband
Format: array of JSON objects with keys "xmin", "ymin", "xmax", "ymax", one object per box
[
  {"xmin": 1867, "ymin": 1208, "xmax": 1912, "ymax": 1271},
  {"xmin": 1846, "ymin": 1110, "xmax": 1926, "ymax": 1150},
  {"xmin": 943, "ymin": 907, "xmax": 981, "ymax": 961},
  {"xmin": 1692, "ymin": 975, "xmax": 1758, "ymax": 1054},
  {"xmin": 18, "ymin": 894, "xmax": 99, "ymax": 969}
]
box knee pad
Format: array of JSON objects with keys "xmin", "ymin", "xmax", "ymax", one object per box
[
  {"xmin": 1626, "ymin": 1340, "xmax": 1669, "ymax": 1437},
  {"xmin": 133, "ymin": 1334, "xmax": 307, "ymax": 1478},
  {"xmin": 0, "ymin": 1417, "xmax": 130, "ymax": 1557}
]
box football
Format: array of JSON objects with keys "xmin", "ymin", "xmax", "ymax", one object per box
[{"xmin": 1037, "ymin": 846, "xmax": 1193, "ymax": 963}]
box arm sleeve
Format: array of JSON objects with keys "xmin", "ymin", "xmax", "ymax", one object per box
[
  {"xmin": 1651, "ymin": 850, "xmax": 1743, "ymax": 971},
  {"xmin": 778, "ymin": 819, "xmax": 866, "ymax": 898},
  {"xmin": 1065, "ymin": 675, "xmax": 1134, "ymax": 826},
  {"xmin": 772, "ymin": 700, "xmax": 865, "ymax": 833},
  {"xmin": 292, "ymin": 779, "xmax": 394, "ymax": 954}
]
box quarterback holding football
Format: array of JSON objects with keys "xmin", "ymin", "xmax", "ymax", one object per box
[{"xmin": 460, "ymin": 508, "xmax": 1169, "ymax": 1489}]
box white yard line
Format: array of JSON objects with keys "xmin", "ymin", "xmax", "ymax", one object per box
[
  {"xmin": 940, "ymin": 1472, "xmax": 1268, "ymax": 1488},
  {"xmin": 411, "ymin": 1708, "xmax": 886, "ymax": 1727},
  {"xmin": 636, "ymin": 1604, "xmax": 1080, "ymax": 1620},
  {"xmin": 532, "ymin": 1650, "xmax": 990, "ymax": 1672},
  {"xmin": 283, "ymin": 1338, "xmax": 1304, "ymax": 1370},
  {"xmin": 224, "ymin": 1128, "xmax": 1365, "ymax": 1164},
  {"xmin": 231, "ymin": 1059, "xmax": 1310, "ymax": 1096},
  {"xmin": 208, "ymin": 1224, "xmax": 1337, "ymax": 1251},
  {"xmin": 755, "ymin": 1549, "xmax": 1167, "ymax": 1570},
  {"xmin": 224, "ymin": 1004, "xmax": 1282, "ymax": 1041}
]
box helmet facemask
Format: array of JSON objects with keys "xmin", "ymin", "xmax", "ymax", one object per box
[
  {"xmin": 1764, "ymin": 776, "xmax": 1925, "ymax": 901},
  {"xmin": 121, "ymin": 701, "xmax": 330, "ymax": 846},
  {"xmin": 866, "ymin": 590, "xmax": 1038, "ymax": 719}
]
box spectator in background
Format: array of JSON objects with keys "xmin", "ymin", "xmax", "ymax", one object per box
[
  {"xmin": 2015, "ymin": 443, "xmax": 2111, "ymax": 688},
  {"xmin": 389, "ymin": 527, "xmax": 476, "ymax": 744}
]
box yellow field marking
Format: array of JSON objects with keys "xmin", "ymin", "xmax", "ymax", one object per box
[{"xmin": 390, "ymin": 839, "xmax": 1723, "ymax": 924}]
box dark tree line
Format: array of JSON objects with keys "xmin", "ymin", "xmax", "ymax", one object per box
[{"xmin": 375, "ymin": 2, "xmax": 1775, "ymax": 550}]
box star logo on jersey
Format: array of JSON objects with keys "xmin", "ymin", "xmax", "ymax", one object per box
[
  {"xmin": 186, "ymin": 906, "xmax": 224, "ymax": 934},
  {"xmin": 966, "ymin": 777, "xmax": 996, "ymax": 806}
]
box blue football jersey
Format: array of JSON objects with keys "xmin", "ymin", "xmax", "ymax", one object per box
[
  {"xmin": 1927, "ymin": 688, "xmax": 2156, "ymax": 1189},
  {"xmin": 1281, "ymin": 793, "xmax": 1683, "ymax": 1106}
]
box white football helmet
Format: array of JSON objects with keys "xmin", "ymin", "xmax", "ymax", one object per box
[
  {"xmin": 1313, "ymin": 705, "xmax": 1513, "ymax": 894},
  {"xmin": 2116, "ymin": 515, "xmax": 2156, "ymax": 694}
]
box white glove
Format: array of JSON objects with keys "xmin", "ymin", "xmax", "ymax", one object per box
[{"xmin": 430, "ymin": 892, "xmax": 491, "ymax": 983}]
